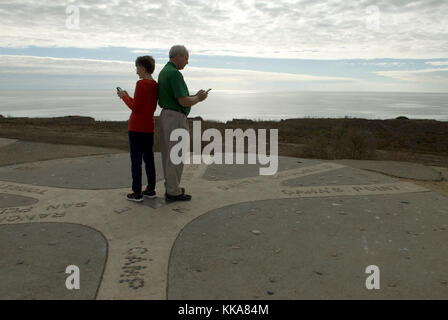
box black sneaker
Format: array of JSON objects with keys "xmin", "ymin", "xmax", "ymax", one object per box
[
  {"xmin": 165, "ymin": 193, "xmax": 192, "ymax": 202},
  {"xmin": 142, "ymin": 188, "xmax": 156, "ymax": 199},
  {"xmin": 126, "ymin": 192, "xmax": 143, "ymax": 202}
]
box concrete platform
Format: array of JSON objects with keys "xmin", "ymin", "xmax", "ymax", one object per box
[
  {"xmin": 0, "ymin": 140, "xmax": 124, "ymax": 167},
  {"xmin": 281, "ymin": 166, "xmax": 397, "ymax": 187},
  {"xmin": 0, "ymin": 138, "xmax": 17, "ymax": 148},
  {"xmin": 0, "ymin": 153, "xmax": 164, "ymax": 189},
  {"xmin": 0, "ymin": 222, "xmax": 107, "ymax": 299},
  {"xmin": 332, "ymin": 159, "xmax": 443, "ymax": 181},
  {"xmin": 432, "ymin": 166, "xmax": 448, "ymax": 181},
  {"xmin": 0, "ymin": 144, "xmax": 447, "ymax": 299},
  {"xmin": 0, "ymin": 193, "xmax": 38, "ymax": 208},
  {"xmin": 168, "ymin": 193, "xmax": 448, "ymax": 299},
  {"xmin": 203, "ymin": 156, "xmax": 320, "ymax": 181}
]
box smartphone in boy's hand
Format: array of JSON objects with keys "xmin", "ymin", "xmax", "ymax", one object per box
[{"xmin": 116, "ymin": 87, "xmax": 128, "ymax": 98}]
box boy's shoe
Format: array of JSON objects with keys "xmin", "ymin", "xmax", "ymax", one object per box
[
  {"xmin": 142, "ymin": 188, "xmax": 156, "ymax": 199},
  {"xmin": 126, "ymin": 192, "xmax": 143, "ymax": 202}
]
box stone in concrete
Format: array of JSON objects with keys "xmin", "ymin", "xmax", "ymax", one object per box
[{"xmin": 0, "ymin": 222, "xmax": 107, "ymax": 299}]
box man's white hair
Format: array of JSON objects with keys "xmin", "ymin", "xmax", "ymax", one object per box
[{"xmin": 169, "ymin": 45, "xmax": 188, "ymax": 59}]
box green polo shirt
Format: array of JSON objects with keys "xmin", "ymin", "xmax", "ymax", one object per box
[{"xmin": 157, "ymin": 61, "xmax": 190, "ymax": 115}]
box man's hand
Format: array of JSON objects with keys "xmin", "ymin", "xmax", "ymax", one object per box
[
  {"xmin": 196, "ymin": 89, "xmax": 208, "ymax": 102},
  {"xmin": 178, "ymin": 90, "xmax": 208, "ymax": 107}
]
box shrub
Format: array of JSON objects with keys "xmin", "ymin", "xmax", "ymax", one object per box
[{"xmin": 303, "ymin": 127, "xmax": 376, "ymax": 160}]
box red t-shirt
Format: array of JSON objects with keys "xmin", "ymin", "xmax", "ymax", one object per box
[{"xmin": 121, "ymin": 79, "xmax": 158, "ymax": 133}]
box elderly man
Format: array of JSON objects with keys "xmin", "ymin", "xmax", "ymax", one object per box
[{"xmin": 158, "ymin": 45, "xmax": 208, "ymax": 202}]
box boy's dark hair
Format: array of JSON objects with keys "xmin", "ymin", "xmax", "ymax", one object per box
[{"xmin": 135, "ymin": 55, "xmax": 155, "ymax": 74}]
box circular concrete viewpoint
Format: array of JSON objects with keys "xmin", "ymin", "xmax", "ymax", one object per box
[
  {"xmin": 0, "ymin": 143, "xmax": 447, "ymax": 299},
  {"xmin": 168, "ymin": 194, "xmax": 448, "ymax": 299},
  {"xmin": 0, "ymin": 153, "xmax": 164, "ymax": 189},
  {"xmin": 0, "ymin": 193, "xmax": 38, "ymax": 208},
  {"xmin": 0, "ymin": 223, "xmax": 107, "ymax": 299}
]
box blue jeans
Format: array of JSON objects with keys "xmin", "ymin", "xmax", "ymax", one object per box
[{"xmin": 128, "ymin": 131, "xmax": 156, "ymax": 194}]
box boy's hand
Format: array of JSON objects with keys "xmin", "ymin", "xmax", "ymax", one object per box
[{"xmin": 117, "ymin": 90, "xmax": 129, "ymax": 98}]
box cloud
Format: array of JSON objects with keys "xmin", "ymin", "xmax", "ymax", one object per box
[
  {"xmin": 0, "ymin": 55, "xmax": 133, "ymax": 75},
  {"xmin": 344, "ymin": 61, "xmax": 407, "ymax": 67},
  {"xmin": 183, "ymin": 65, "xmax": 354, "ymax": 83},
  {"xmin": 0, "ymin": 0, "xmax": 447, "ymax": 59},
  {"xmin": 130, "ymin": 50, "xmax": 150, "ymax": 54},
  {"xmin": 0, "ymin": 54, "xmax": 355, "ymax": 91},
  {"xmin": 3, "ymin": 54, "xmax": 448, "ymax": 92},
  {"xmin": 426, "ymin": 61, "xmax": 448, "ymax": 66},
  {"xmin": 376, "ymin": 67, "xmax": 448, "ymax": 82}
]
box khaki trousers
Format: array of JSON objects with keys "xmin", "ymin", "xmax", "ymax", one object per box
[{"xmin": 159, "ymin": 108, "xmax": 189, "ymax": 196}]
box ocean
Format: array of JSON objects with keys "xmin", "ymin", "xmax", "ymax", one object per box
[{"xmin": 1, "ymin": 90, "xmax": 447, "ymax": 122}]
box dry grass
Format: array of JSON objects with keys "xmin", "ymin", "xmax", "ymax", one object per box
[
  {"xmin": 302, "ymin": 127, "xmax": 377, "ymax": 160},
  {"xmin": 1, "ymin": 115, "xmax": 447, "ymax": 166}
]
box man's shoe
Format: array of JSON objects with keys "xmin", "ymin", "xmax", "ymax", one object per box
[
  {"xmin": 164, "ymin": 187, "xmax": 185, "ymax": 197},
  {"xmin": 142, "ymin": 188, "xmax": 156, "ymax": 199},
  {"xmin": 165, "ymin": 193, "xmax": 192, "ymax": 202},
  {"xmin": 126, "ymin": 192, "xmax": 143, "ymax": 202}
]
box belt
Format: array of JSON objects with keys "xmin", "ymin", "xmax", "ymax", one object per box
[{"xmin": 164, "ymin": 108, "xmax": 187, "ymax": 116}]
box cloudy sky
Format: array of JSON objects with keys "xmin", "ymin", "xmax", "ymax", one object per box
[{"xmin": 1, "ymin": 0, "xmax": 448, "ymax": 92}]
